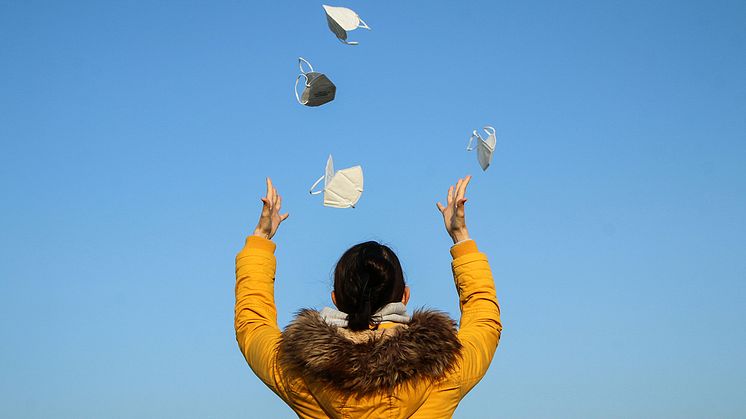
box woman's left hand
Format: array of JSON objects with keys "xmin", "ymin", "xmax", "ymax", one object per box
[{"xmin": 253, "ymin": 177, "xmax": 289, "ymax": 240}]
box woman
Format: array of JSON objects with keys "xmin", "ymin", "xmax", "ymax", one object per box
[{"xmin": 235, "ymin": 176, "xmax": 501, "ymax": 418}]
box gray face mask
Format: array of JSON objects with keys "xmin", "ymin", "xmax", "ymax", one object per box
[{"xmin": 294, "ymin": 57, "xmax": 336, "ymax": 107}]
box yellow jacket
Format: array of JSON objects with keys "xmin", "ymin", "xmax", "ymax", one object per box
[{"xmin": 235, "ymin": 236, "xmax": 501, "ymax": 418}]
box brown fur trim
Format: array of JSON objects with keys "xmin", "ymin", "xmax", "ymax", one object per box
[{"xmin": 279, "ymin": 309, "xmax": 462, "ymax": 396}]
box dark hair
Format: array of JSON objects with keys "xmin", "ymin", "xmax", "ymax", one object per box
[{"xmin": 333, "ymin": 241, "xmax": 406, "ymax": 331}]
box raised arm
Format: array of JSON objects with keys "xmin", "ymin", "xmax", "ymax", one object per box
[
  {"xmin": 234, "ymin": 178, "xmax": 289, "ymax": 393},
  {"xmin": 436, "ymin": 176, "xmax": 502, "ymax": 397}
]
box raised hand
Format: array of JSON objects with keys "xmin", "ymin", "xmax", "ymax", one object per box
[
  {"xmin": 436, "ymin": 175, "xmax": 472, "ymax": 244},
  {"xmin": 253, "ymin": 177, "xmax": 289, "ymax": 240}
]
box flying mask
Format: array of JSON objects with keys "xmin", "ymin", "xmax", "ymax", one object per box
[
  {"xmin": 322, "ymin": 5, "xmax": 370, "ymax": 45},
  {"xmin": 467, "ymin": 126, "xmax": 497, "ymax": 171},
  {"xmin": 294, "ymin": 57, "xmax": 336, "ymax": 107},
  {"xmin": 309, "ymin": 155, "xmax": 364, "ymax": 208}
]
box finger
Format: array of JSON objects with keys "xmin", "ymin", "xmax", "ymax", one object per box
[
  {"xmin": 457, "ymin": 198, "xmax": 468, "ymax": 208},
  {"xmin": 267, "ymin": 178, "xmax": 276, "ymax": 205},
  {"xmin": 446, "ymin": 186, "xmax": 454, "ymax": 205},
  {"xmin": 275, "ymin": 194, "xmax": 282, "ymax": 211},
  {"xmin": 457, "ymin": 175, "xmax": 472, "ymax": 201},
  {"xmin": 265, "ymin": 177, "xmax": 271, "ymax": 200},
  {"xmin": 455, "ymin": 176, "xmax": 466, "ymax": 200},
  {"xmin": 436, "ymin": 202, "xmax": 445, "ymax": 212},
  {"xmin": 454, "ymin": 177, "xmax": 464, "ymax": 200},
  {"xmin": 453, "ymin": 179, "xmax": 464, "ymax": 204},
  {"xmin": 280, "ymin": 213, "xmax": 290, "ymax": 221}
]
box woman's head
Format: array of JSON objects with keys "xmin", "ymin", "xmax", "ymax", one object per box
[{"xmin": 332, "ymin": 241, "xmax": 409, "ymax": 331}]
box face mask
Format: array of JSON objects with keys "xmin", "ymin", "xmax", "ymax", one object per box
[
  {"xmin": 294, "ymin": 57, "xmax": 336, "ymax": 107},
  {"xmin": 309, "ymin": 155, "xmax": 364, "ymax": 208},
  {"xmin": 322, "ymin": 5, "xmax": 370, "ymax": 45},
  {"xmin": 467, "ymin": 126, "xmax": 497, "ymax": 171}
]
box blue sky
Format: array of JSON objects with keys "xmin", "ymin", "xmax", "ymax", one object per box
[{"xmin": 1, "ymin": 1, "xmax": 745, "ymax": 417}]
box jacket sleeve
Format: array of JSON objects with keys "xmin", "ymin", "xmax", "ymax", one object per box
[
  {"xmin": 451, "ymin": 240, "xmax": 502, "ymax": 398},
  {"xmin": 234, "ymin": 236, "xmax": 286, "ymax": 395},
  {"xmin": 234, "ymin": 236, "xmax": 327, "ymax": 418}
]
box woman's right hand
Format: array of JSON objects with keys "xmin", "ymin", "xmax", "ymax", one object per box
[
  {"xmin": 253, "ymin": 177, "xmax": 289, "ymax": 240},
  {"xmin": 436, "ymin": 176, "xmax": 472, "ymax": 244}
]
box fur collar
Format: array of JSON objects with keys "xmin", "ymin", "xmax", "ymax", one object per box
[{"xmin": 279, "ymin": 309, "xmax": 462, "ymax": 397}]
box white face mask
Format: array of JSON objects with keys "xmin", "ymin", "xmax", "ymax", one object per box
[
  {"xmin": 322, "ymin": 5, "xmax": 370, "ymax": 45},
  {"xmin": 309, "ymin": 155, "xmax": 364, "ymax": 208},
  {"xmin": 294, "ymin": 57, "xmax": 336, "ymax": 107},
  {"xmin": 467, "ymin": 126, "xmax": 497, "ymax": 171}
]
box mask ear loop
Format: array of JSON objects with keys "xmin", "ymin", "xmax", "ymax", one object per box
[
  {"xmin": 482, "ymin": 126, "xmax": 497, "ymax": 151},
  {"xmin": 294, "ymin": 74, "xmax": 309, "ymax": 105},
  {"xmin": 298, "ymin": 57, "xmax": 314, "ymax": 74},
  {"xmin": 309, "ymin": 175, "xmax": 326, "ymax": 195},
  {"xmin": 340, "ymin": 17, "xmax": 368, "ymax": 45},
  {"xmin": 467, "ymin": 130, "xmax": 480, "ymax": 151}
]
